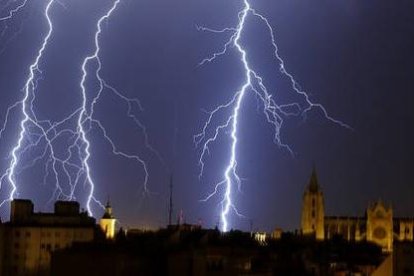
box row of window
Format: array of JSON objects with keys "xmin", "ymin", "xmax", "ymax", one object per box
[
  {"xmin": 40, "ymin": 243, "xmax": 60, "ymax": 251},
  {"xmin": 13, "ymin": 231, "xmax": 30, "ymax": 238},
  {"xmin": 14, "ymin": 230, "xmax": 86, "ymax": 239},
  {"xmin": 12, "ymin": 241, "xmax": 65, "ymax": 252}
]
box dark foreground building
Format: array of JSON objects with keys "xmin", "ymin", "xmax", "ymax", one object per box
[
  {"xmin": 0, "ymin": 199, "xmax": 97, "ymax": 276},
  {"xmin": 51, "ymin": 225, "xmax": 390, "ymax": 276}
]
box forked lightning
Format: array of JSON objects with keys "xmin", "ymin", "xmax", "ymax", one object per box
[{"xmin": 195, "ymin": 0, "xmax": 350, "ymax": 232}]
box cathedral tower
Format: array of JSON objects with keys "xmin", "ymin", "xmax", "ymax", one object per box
[
  {"xmin": 301, "ymin": 168, "xmax": 325, "ymax": 240},
  {"xmin": 99, "ymin": 200, "xmax": 116, "ymax": 239}
]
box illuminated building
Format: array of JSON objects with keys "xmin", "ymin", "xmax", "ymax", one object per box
[
  {"xmin": 254, "ymin": 232, "xmax": 267, "ymax": 245},
  {"xmin": 301, "ymin": 169, "xmax": 325, "ymax": 240},
  {"xmin": 0, "ymin": 199, "xmax": 96, "ymax": 276},
  {"xmin": 301, "ymin": 169, "xmax": 414, "ymax": 252},
  {"xmin": 99, "ymin": 200, "xmax": 116, "ymax": 239}
]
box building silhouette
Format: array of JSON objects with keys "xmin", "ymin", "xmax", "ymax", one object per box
[{"xmin": 0, "ymin": 199, "xmax": 96, "ymax": 275}]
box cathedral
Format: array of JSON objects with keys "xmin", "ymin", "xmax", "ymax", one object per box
[{"xmin": 301, "ymin": 169, "xmax": 414, "ymax": 252}]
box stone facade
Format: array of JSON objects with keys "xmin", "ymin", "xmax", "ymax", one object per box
[
  {"xmin": 301, "ymin": 169, "xmax": 325, "ymax": 240},
  {"xmin": 99, "ymin": 201, "xmax": 116, "ymax": 239},
  {"xmin": 301, "ymin": 169, "xmax": 414, "ymax": 252}
]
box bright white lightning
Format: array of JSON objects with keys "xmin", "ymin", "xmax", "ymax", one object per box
[
  {"xmin": 0, "ymin": 0, "xmax": 56, "ymax": 207},
  {"xmin": 0, "ymin": 0, "xmax": 29, "ymax": 56},
  {"xmin": 78, "ymin": 0, "xmax": 152, "ymax": 215},
  {"xmin": 0, "ymin": 0, "xmax": 155, "ymax": 217},
  {"xmin": 196, "ymin": 0, "xmax": 350, "ymax": 232},
  {"xmin": 0, "ymin": 0, "xmax": 28, "ymax": 21}
]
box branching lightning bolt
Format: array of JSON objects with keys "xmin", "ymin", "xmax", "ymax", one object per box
[
  {"xmin": 0, "ymin": 0, "xmax": 156, "ymax": 217},
  {"xmin": 77, "ymin": 0, "xmax": 155, "ymax": 215},
  {"xmin": 0, "ymin": 0, "xmax": 28, "ymax": 22},
  {"xmin": 0, "ymin": 0, "xmax": 56, "ymax": 207},
  {"xmin": 0, "ymin": 0, "xmax": 30, "ymax": 55},
  {"xmin": 195, "ymin": 0, "xmax": 351, "ymax": 232}
]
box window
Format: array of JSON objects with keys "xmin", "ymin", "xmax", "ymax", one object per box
[
  {"xmin": 376, "ymin": 210, "xmax": 384, "ymax": 218},
  {"xmin": 25, "ymin": 232, "xmax": 31, "ymax": 238},
  {"xmin": 207, "ymin": 259, "xmax": 224, "ymax": 272},
  {"xmin": 312, "ymin": 198, "xmax": 315, "ymax": 207},
  {"xmin": 312, "ymin": 210, "xmax": 316, "ymax": 218},
  {"xmin": 403, "ymin": 248, "xmax": 412, "ymax": 255}
]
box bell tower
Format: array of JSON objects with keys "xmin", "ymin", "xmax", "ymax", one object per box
[
  {"xmin": 301, "ymin": 168, "xmax": 325, "ymax": 240},
  {"xmin": 100, "ymin": 200, "xmax": 116, "ymax": 239}
]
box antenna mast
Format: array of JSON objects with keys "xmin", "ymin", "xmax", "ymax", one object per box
[{"xmin": 168, "ymin": 174, "xmax": 173, "ymax": 225}]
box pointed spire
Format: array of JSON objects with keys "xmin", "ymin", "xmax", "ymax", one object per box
[
  {"xmin": 102, "ymin": 197, "xmax": 114, "ymax": 219},
  {"xmin": 308, "ymin": 166, "xmax": 320, "ymax": 193},
  {"xmin": 106, "ymin": 196, "xmax": 111, "ymax": 209}
]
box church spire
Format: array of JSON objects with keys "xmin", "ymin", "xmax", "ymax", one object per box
[
  {"xmin": 308, "ymin": 166, "xmax": 320, "ymax": 193},
  {"xmin": 100, "ymin": 198, "xmax": 116, "ymax": 239},
  {"xmin": 301, "ymin": 167, "xmax": 325, "ymax": 240},
  {"xmin": 102, "ymin": 199, "xmax": 114, "ymax": 219}
]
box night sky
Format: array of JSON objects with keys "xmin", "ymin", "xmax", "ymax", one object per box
[{"xmin": 0, "ymin": 0, "xmax": 413, "ymax": 232}]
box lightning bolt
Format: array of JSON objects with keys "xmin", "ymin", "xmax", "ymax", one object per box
[
  {"xmin": 0, "ymin": 0, "xmax": 56, "ymax": 207},
  {"xmin": 195, "ymin": 0, "xmax": 351, "ymax": 232},
  {"xmin": 0, "ymin": 0, "xmax": 30, "ymax": 55},
  {"xmin": 0, "ymin": 0, "xmax": 156, "ymax": 217},
  {"xmin": 0, "ymin": 0, "xmax": 28, "ymax": 22},
  {"xmin": 78, "ymin": 0, "xmax": 155, "ymax": 215}
]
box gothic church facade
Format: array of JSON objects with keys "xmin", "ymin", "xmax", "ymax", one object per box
[{"xmin": 301, "ymin": 169, "xmax": 414, "ymax": 252}]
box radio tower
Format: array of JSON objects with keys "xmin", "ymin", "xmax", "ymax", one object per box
[{"xmin": 168, "ymin": 174, "xmax": 173, "ymax": 226}]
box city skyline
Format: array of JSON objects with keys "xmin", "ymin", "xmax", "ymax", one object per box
[{"xmin": 0, "ymin": 0, "xmax": 413, "ymax": 233}]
